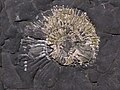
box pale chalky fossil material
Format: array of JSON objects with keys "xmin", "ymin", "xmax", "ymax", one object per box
[{"xmin": 21, "ymin": 5, "xmax": 100, "ymax": 68}]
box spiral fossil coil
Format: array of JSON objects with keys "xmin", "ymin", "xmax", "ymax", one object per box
[{"xmin": 20, "ymin": 5, "xmax": 100, "ymax": 68}]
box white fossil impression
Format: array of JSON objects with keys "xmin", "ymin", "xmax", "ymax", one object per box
[{"xmin": 20, "ymin": 5, "xmax": 100, "ymax": 68}]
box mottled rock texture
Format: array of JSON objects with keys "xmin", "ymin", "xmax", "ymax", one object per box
[{"xmin": 0, "ymin": 0, "xmax": 120, "ymax": 90}]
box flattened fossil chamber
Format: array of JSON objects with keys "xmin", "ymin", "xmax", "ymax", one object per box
[{"xmin": 31, "ymin": 5, "xmax": 100, "ymax": 67}]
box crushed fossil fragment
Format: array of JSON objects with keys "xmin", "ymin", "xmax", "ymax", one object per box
[{"xmin": 21, "ymin": 5, "xmax": 100, "ymax": 67}]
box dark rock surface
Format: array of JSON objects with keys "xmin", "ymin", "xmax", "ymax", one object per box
[{"xmin": 0, "ymin": 0, "xmax": 120, "ymax": 90}]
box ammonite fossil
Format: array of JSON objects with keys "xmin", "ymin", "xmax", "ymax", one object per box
[{"xmin": 20, "ymin": 5, "xmax": 100, "ymax": 69}]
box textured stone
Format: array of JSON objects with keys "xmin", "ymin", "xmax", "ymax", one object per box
[
  {"xmin": 0, "ymin": 0, "xmax": 2, "ymax": 12},
  {"xmin": 32, "ymin": 0, "xmax": 53, "ymax": 11},
  {"xmin": 2, "ymin": 52, "xmax": 22, "ymax": 88},
  {"xmin": 0, "ymin": 10, "xmax": 10, "ymax": 35},
  {"xmin": 87, "ymin": 69, "xmax": 100, "ymax": 83},
  {"xmin": 3, "ymin": 33, "xmax": 22, "ymax": 53},
  {"xmin": 56, "ymin": 67, "xmax": 92, "ymax": 90},
  {"xmin": 109, "ymin": 0, "xmax": 120, "ymax": 7},
  {"xmin": 0, "ymin": 80, "xmax": 4, "ymax": 90},
  {"xmin": 34, "ymin": 60, "xmax": 58, "ymax": 89},
  {"xmin": 5, "ymin": 0, "xmax": 38, "ymax": 22},
  {"xmin": 96, "ymin": 64, "xmax": 120, "ymax": 90},
  {"xmin": 96, "ymin": 36, "xmax": 120, "ymax": 72},
  {"xmin": 88, "ymin": 3, "xmax": 120, "ymax": 34},
  {"xmin": 0, "ymin": 67, "xmax": 4, "ymax": 90},
  {"xmin": 1, "ymin": 0, "xmax": 120, "ymax": 90}
]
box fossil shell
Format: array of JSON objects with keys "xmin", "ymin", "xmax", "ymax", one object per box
[{"xmin": 24, "ymin": 5, "xmax": 100, "ymax": 67}]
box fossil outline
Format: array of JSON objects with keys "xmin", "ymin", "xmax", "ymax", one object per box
[{"xmin": 20, "ymin": 5, "xmax": 100, "ymax": 68}]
